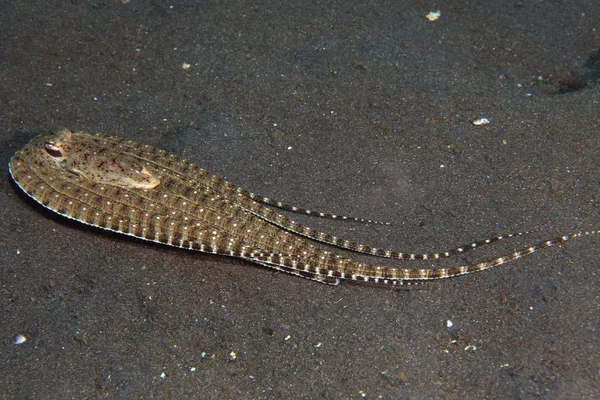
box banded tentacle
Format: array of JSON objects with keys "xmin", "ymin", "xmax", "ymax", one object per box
[
  {"xmin": 114, "ymin": 136, "xmax": 534, "ymax": 262},
  {"xmin": 252, "ymin": 230, "xmax": 599, "ymax": 285},
  {"xmin": 117, "ymin": 136, "xmax": 390, "ymax": 224}
]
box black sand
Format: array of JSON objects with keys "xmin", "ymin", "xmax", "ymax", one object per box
[{"xmin": 1, "ymin": 1, "xmax": 599, "ymax": 398}]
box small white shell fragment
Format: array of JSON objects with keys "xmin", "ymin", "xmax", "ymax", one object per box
[
  {"xmin": 446, "ymin": 320, "xmax": 454, "ymax": 328},
  {"xmin": 426, "ymin": 10, "xmax": 441, "ymax": 21},
  {"xmin": 465, "ymin": 344, "xmax": 477, "ymax": 352},
  {"xmin": 229, "ymin": 351, "xmax": 237, "ymax": 361},
  {"xmin": 14, "ymin": 334, "xmax": 27, "ymax": 345},
  {"xmin": 471, "ymin": 118, "xmax": 490, "ymax": 126},
  {"xmin": 182, "ymin": 62, "xmax": 191, "ymax": 70}
]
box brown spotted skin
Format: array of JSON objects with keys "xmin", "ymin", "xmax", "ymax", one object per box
[{"xmin": 9, "ymin": 129, "xmax": 598, "ymax": 285}]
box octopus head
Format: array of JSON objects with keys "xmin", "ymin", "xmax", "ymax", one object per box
[{"xmin": 43, "ymin": 128, "xmax": 73, "ymax": 166}]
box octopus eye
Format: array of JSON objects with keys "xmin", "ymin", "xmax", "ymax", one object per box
[{"xmin": 44, "ymin": 142, "xmax": 63, "ymax": 158}]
